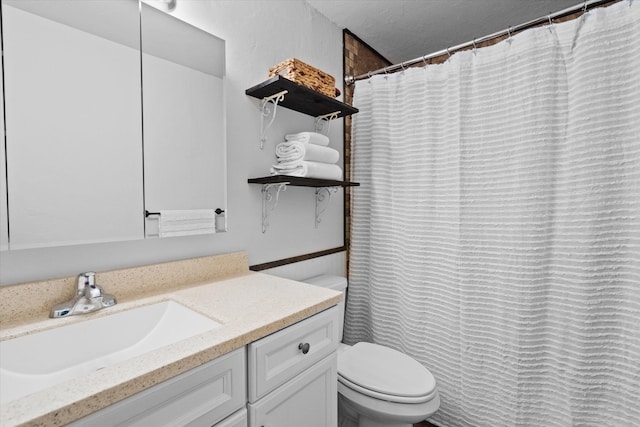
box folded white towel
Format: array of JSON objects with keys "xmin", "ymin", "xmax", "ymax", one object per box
[
  {"xmin": 284, "ymin": 132, "xmax": 330, "ymax": 146},
  {"xmin": 158, "ymin": 209, "xmax": 216, "ymax": 238},
  {"xmin": 271, "ymin": 161, "xmax": 343, "ymax": 181},
  {"xmin": 275, "ymin": 141, "xmax": 340, "ymax": 164}
]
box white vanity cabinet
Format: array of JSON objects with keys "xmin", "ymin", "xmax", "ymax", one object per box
[
  {"xmin": 69, "ymin": 347, "xmax": 246, "ymax": 427},
  {"xmin": 247, "ymin": 306, "xmax": 340, "ymax": 427},
  {"xmin": 67, "ymin": 307, "xmax": 340, "ymax": 427}
]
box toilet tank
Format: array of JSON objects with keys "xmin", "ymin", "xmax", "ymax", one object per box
[{"xmin": 301, "ymin": 275, "xmax": 347, "ymax": 342}]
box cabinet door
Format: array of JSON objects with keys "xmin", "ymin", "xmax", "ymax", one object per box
[
  {"xmin": 248, "ymin": 306, "xmax": 339, "ymax": 402},
  {"xmin": 3, "ymin": 1, "xmax": 144, "ymax": 250},
  {"xmin": 248, "ymin": 353, "xmax": 337, "ymax": 427},
  {"xmin": 215, "ymin": 408, "xmax": 247, "ymax": 427},
  {"xmin": 69, "ymin": 347, "xmax": 246, "ymax": 427}
]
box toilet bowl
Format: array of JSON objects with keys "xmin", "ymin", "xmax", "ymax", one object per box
[{"xmin": 302, "ymin": 275, "xmax": 440, "ymax": 427}]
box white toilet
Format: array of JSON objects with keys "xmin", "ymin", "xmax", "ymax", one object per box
[{"xmin": 303, "ymin": 275, "xmax": 440, "ymax": 427}]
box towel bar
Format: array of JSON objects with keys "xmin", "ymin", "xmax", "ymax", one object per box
[{"xmin": 145, "ymin": 209, "xmax": 224, "ymax": 218}]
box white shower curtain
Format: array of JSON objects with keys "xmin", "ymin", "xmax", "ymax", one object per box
[{"xmin": 346, "ymin": 2, "xmax": 640, "ymax": 426}]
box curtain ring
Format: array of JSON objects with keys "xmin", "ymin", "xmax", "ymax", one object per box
[
  {"xmin": 446, "ymin": 48, "xmax": 451, "ymax": 59},
  {"xmin": 422, "ymin": 55, "xmax": 428, "ymax": 66},
  {"xmin": 581, "ymin": 0, "xmax": 589, "ymax": 21},
  {"xmin": 472, "ymin": 37, "xmax": 477, "ymax": 55},
  {"xmin": 547, "ymin": 14, "xmax": 553, "ymax": 31},
  {"xmin": 506, "ymin": 26, "xmax": 514, "ymax": 44}
]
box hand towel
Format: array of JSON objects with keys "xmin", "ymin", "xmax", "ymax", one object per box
[
  {"xmin": 270, "ymin": 161, "xmax": 343, "ymax": 181},
  {"xmin": 158, "ymin": 209, "xmax": 216, "ymax": 238},
  {"xmin": 275, "ymin": 141, "xmax": 340, "ymax": 164},
  {"xmin": 284, "ymin": 131, "xmax": 330, "ymax": 146}
]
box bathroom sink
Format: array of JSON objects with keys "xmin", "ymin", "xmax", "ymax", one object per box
[{"xmin": 0, "ymin": 301, "xmax": 222, "ymax": 404}]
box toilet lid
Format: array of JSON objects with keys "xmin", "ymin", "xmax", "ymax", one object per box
[{"xmin": 338, "ymin": 342, "xmax": 436, "ymax": 401}]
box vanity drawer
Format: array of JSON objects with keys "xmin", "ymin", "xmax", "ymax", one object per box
[
  {"xmin": 69, "ymin": 347, "xmax": 246, "ymax": 427},
  {"xmin": 247, "ymin": 306, "xmax": 339, "ymax": 402}
]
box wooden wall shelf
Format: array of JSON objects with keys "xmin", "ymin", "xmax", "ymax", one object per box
[
  {"xmin": 246, "ymin": 75, "xmax": 359, "ymax": 233},
  {"xmin": 245, "ymin": 76, "xmax": 358, "ymax": 118},
  {"xmin": 248, "ymin": 175, "xmax": 359, "ymax": 188}
]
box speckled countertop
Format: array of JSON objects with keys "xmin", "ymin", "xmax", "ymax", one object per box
[{"xmin": 0, "ymin": 252, "xmax": 342, "ymax": 427}]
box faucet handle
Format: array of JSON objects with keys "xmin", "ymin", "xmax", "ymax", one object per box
[
  {"xmin": 83, "ymin": 272, "xmax": 96, "ymax": 286},
  {"xmin": 84, "ymin": 283, "xmax": 104, "ymax": 300},
  {"xmin": 77, "ymin": 271, "xmax": 95, "ymax": 289},
  {"xmin": 77, "ymin": 272, "xmax": 99, "ymax": 299}
]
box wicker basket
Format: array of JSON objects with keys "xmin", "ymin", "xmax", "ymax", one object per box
[{"xmin": 269, "ymin": 58, "xmax": 336, "ymax": 98}]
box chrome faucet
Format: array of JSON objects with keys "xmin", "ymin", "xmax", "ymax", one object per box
[{"xmin": 50, "ymin": 272, "xmax": 117, "ymax": 318}]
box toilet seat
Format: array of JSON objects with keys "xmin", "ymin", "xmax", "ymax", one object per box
[
  {"xmin": 338, "ymin": 374, "xmax": 437, "ymax": 404},
  {"xmin": 338, "ymin": 342, "xmax": 437, "ymax": 404}
]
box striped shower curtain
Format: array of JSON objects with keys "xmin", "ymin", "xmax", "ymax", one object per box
[{"xmin": 346, "ymin": 2, "xmax": 639, "ymax": 427}]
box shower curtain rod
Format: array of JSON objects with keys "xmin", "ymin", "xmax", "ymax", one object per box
[{"xmin": 345, "ymin": 0, "xmax": 620, "ymax": 85}]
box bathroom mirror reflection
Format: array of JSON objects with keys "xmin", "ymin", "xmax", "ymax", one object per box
[
  {"xmin": 0, "ymin": 0, "xmax": 227, "ymax": 250},
  {"xmin": 140, "ymin": 1, "xmax": 227, "ymax": 237}
]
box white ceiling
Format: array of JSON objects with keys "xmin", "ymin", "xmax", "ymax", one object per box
[{"xmin": 306, "ymin": 0, "xmax": 580, "ymax": 64}]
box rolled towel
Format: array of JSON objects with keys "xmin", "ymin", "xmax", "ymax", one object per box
[
  {"xmin": 284, "ymin": 131, "xmax": 330, "ymax": 146},
  {"xmin": 270, "ymin": 160, "xmax": 343, "ymax": 181},
  {"xmin": 275, "ymin": 141, "xmax": 340, "ymax": 164}
]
